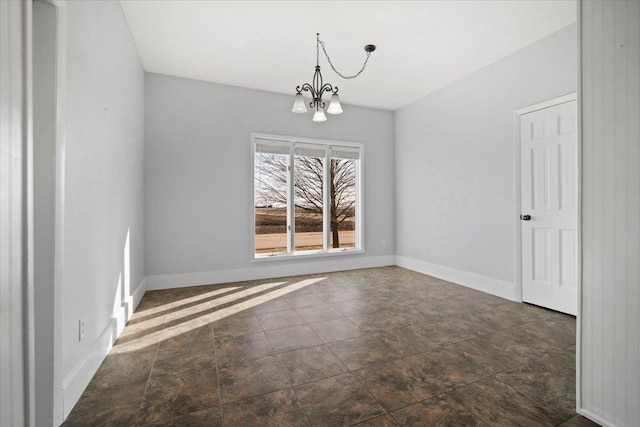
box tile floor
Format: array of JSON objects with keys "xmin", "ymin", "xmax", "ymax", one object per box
[{"xmin": 64, "ymin": 266, "xmax": 600, "ymax": 426}]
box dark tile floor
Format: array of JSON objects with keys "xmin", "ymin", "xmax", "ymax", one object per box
[{"xmin": 64, "ymin": 266, "xmax": 600, "ymax": 426}]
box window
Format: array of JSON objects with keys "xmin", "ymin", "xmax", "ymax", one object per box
[{"xmin": 253, "ymin": 133, "xmax": 362, "ymax": 259}]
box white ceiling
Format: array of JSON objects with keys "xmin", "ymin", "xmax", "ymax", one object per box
[{"xmin": 120, "ymin": 0, "xmax": 576, "ymax": 111}]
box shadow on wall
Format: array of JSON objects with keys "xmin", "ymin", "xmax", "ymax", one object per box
[
  {"xmin": 103, "ymin": 228, "xmax": 142, "ymax": 352},
  {"xmin": 113, "ymin": 230, "xmax": 133, "ymax": 332}
]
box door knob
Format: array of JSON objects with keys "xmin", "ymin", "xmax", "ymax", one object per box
[{"xmin": 520, "ymin": 214, "xmax": 531, "ymax": 221}]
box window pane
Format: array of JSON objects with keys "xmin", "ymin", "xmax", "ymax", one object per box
[
  {"xmin": 330, "ymin": 158, "xmax": 357, "ymax": 249},
  {"xmin": 294, "ymin": 153, "xmax": 324, "ymax": 252},
  {"xmin": 254, "ymin": 152, "xmax": 288, "ymax": 255}
]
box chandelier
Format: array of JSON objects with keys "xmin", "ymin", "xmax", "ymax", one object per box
[{"xmin": 292, "ymin": 33, "xmax": 376, "ymax": 122}]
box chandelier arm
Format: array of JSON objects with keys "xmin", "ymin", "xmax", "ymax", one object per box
[
  {"xmin": 319, "ymin": 83, "xmax": 336, "ymax": 97},
  {"xmin": 298, "ymin": 83, "xmax": 316, "ymax": 97},
  {"xmin": 318, "ymin": 38, "xmax": 372, "ymax": 80},
  {"xmin": 298, "ymin": 83, "xmax": 321, "ymax": 109}
]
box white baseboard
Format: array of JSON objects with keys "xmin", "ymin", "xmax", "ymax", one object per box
[
  {"xmin": 62, "ymin": 318, "xmax": 116, "ymax": 419},
  {"xmin": 395, "ymin": 256, "xmax": 518, "ymax": 301},
  {"xmin": 145, "ymin": 255, "xmax": 396, "ymax": 290},
  {"xmin": 132, "ymin": 276, "xmax": 147, "ymax": 310},
  {"xmin": 578, "ymin": 409, "xmax": 616, "ymax": 427},
  {"xmin": 61, "ymin": 277, "xmax": 147, "ymax": 420}
]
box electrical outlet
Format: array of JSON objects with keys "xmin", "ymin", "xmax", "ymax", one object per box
[
  {"xmin": 79, "ymin": 319, "xmax": 86, "ymax": 341},
  {"xmin": 381, "ymin": 240, "xmax": 386, "ymax": 248}
]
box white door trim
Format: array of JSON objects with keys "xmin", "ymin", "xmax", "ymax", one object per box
[
  {"xmin": 575, "ymin": 1, "xmax": 582, "ymax": 414},
  {"xmin": 516, "ymin": 93, "xmax": 578, "ymax": 116},
  {"xmin": 44, "ymin": 0, "xmax": 66, "ymax": 423},
  {"xmin": 0, "ymin": 1, "xmax": 34, "ymax": 425},
  {"xmin": 33, "ymin": 0, "xmax": 67, "ymax": 423},
  {"xmin": 513, "ymin": 92, "xmax": 578, "ymax": 304}
]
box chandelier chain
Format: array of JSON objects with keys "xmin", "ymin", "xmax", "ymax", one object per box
[{"xmin": 317, "ymin": 38, "xmax": 372, "ymax": 80}]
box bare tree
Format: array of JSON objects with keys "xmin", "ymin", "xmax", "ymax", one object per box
[{"xmin": 255, "ymin": 153, "xmax": 356, "ymax": 247}]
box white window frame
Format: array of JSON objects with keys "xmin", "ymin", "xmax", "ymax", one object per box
[{"xmin": 251, "ymin": 132, "xmax": 364, "ymax": 261}]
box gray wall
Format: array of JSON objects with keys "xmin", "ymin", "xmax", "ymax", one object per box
[
  {"xmin": 62, "ymin": 0, "xmax": 145, "ymax": 416},
  {"xmin": 144, "ymin": 73, "xmax": 395, "ymax": 283},
  {"xmin": 580, "ymin": 1, "xmax": 639, "ymax": 425},
  {"xmin": 395, "ymin": 24, "xmax": 577, "ymax": 290}
]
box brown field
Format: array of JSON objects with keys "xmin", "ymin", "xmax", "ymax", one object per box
[
  {"xmin": 255, "ymin": 207, "xmax": 355, "ymax": 253},
  {"xmin": 255, "ymin": 207, "xmax": 354, "ymax": 234}
]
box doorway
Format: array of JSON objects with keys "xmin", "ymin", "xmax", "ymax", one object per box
[{"xmin": 516, "ymin": 94, "xmax": 578, "ymax": 316}]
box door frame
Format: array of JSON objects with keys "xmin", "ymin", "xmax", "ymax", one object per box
[
  {"xmin": 33, "ymin": 0, "xmax": 67, "ymax": 424},
  {"xmin": 0, "ymin": 1, "xmax": 34, "ymax": 425},
  {"xmin": 513, "ymin": 91, "xmax": 581, "ymax": 413},
  {"xmin": 513, "ymin": 92, "xmax": 578, "ymax": 302}
]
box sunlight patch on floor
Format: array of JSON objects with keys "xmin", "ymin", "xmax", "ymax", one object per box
[
  {"xmin": 161, "ymin": 281, "xmax": 288, "ymax": 324},
  {"xmin": 111, "ymin": 277, "xmax": 325, "ymax": 353},
  {"xmin": 127, "ymin": 282, "xmax": 287, "ymax": 334},
  {"xmin": 135, "ymin": 286, "xmax": 241, "ymax": 317}
]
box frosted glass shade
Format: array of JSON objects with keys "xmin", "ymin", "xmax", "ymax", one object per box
[
  {"xmin": 326, "ymin": 94, "xmax": 343, "ymax": 114},
  {"xmin": 312, "ymin": 108, "xmax": 327, "ymax": 122},
  {"xmin": 291, "ymin": 93, "xmax": 307, "ymax": 113}
]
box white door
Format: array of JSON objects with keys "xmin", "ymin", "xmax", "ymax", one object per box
[{"xmin": 521, "ymin": 99, "xmax": 578, "ymax": 315}]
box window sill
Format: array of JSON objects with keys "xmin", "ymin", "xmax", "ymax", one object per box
[{"xmin": 252, "ymin": 248, "xmax": 364, "ymax": 263}]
